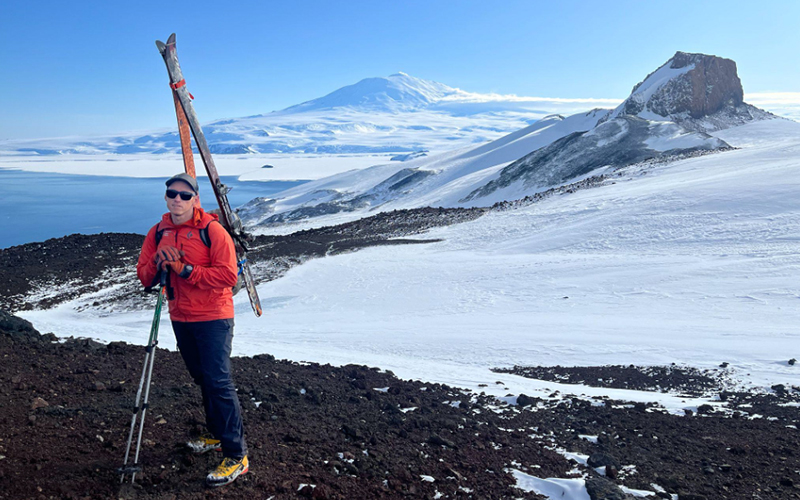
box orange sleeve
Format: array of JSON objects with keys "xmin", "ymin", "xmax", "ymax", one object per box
[
  {"xmin": 185, "ymin": 221, "xmax": 239, "ymax": 290},
  {"xmin": 137, "ymin": 224, "xmax": 160, "ymax": 288}
]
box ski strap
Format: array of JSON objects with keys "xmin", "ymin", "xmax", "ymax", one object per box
[{"xmin": 169, "ymin": 79, "xmax": 194, "ymax": 100}]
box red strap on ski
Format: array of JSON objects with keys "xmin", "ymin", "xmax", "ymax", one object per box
[{"xmin": 169, "ymin": 79, "xmax": 194, "ymax": 100}]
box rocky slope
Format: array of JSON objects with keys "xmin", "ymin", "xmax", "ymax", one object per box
[
  {"xmin": 462, "ymin": 116, "xmax": 728, "ymax": 202},
  {"xmin": 1, "ymin": 317, "xmax": 798, "ymax": 499}
]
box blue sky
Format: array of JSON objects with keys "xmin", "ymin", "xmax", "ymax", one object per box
[{"xmin": 1, "ymin": 0, "xmax": 798, "ymax": 140}]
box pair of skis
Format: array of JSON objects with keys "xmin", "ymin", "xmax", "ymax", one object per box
[{"xmin": 156, "ymin": 33, "xmax": 262, "ymax": 317}]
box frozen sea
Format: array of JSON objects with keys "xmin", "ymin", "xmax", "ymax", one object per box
[{"xmin": 0, "ymin": 170, "xmax": 306, "ymax": 248}]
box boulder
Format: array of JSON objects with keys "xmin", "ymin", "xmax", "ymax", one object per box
[
  {"xmin": 585, "ymin": 476, "xmax": 637, "ymax": 499},
  {"xmin": 0, "ymin": 309, "xmax": 52, "ymax": 342}
]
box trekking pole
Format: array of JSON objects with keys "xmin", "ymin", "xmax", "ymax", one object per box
[{"xmin": 119, "ymin": 270, "xmax": 168, "ymax": 484}]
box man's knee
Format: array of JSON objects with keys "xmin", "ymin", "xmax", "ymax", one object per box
[{"xmin": 202, "ymin": 373, "xmax": 235, "ymax": 395}]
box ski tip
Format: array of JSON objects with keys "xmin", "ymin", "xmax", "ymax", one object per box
[
  {"xmin": 155, "ymin": 40, "xmax": 167, "ymax": 54},
  {"xmin": 167, "ymin": 33, "xmax": 176, "ymax": 45}
]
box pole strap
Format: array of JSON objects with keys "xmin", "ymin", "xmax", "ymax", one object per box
[
  {"xmin": 118, "ymin": 465, "xmax": 142, "ymax": 475},
  {"xmin": 131, "ymin": 403, "xmax": 149, "ymax": 414},
  {"xmin": 169, "ymin": 79, "xmax": 194, "ymax": 100}
]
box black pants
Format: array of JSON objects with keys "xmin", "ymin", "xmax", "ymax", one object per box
[{"xmin": 172, "ymin": 318, "xmax": 247, "ymax": 459}]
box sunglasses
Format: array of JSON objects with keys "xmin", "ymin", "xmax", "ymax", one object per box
[{"xmin": 166, "ymin": 189, "xmax": 196, "ymax": 201}]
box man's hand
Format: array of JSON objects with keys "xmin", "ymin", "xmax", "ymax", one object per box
[
  {"xmin": 163, "ymin": 260, "xmax": 185, "ymax": 273},
  {"xmin": 155, "ymin": 246, "xmax": 184, "ymax": 264},
  {"xmin": 163, "ymin": 260, "xmax": 193, "ymax": 279}
]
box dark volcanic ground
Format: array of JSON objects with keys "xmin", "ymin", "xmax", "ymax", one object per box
[
  {"xmin": 2, "ymin": 205, "xmax": 800, "ymax": 499},
  {"xmin": 2, "ymin": 320, "xmax": 799, "ymax": 500}
]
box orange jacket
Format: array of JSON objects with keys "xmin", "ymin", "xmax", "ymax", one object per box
[{"xmin": 137, "ymin": 207, "xmax": 238, "ymax": 322}]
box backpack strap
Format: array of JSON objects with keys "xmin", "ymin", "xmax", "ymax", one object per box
[
  {"xmin": 154, "ymin": 222, "xmax": 164, "ymax": 247},
  {"xmin": 145, "ymin": 223, "xmax": 165, "ymax": 293},
  {"xmin": 199, "ymin": 221, "xmax": 213, "ymax": 248}
]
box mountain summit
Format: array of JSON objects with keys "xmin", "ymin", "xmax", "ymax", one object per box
[
  {"xmin": 281, "ymin": 72, "xmax": 461, "ymax": 113},
  {"xmin": 3, "ymin": 73, "xmax": 558, "ymax": 156},
  {"xmin": 606, "ymin": 51, "xmax": 773, "ymax": 131}
]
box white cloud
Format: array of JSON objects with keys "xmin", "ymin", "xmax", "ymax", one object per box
[
  {"xmin": 745, "ymin": 92, "xmax": 800, "ymax": 121},
  {"xmin": 441, "ymin": 89, "xmax": 623, "ymax": 106},
  {"xmin": 745, "ymin": 92, "xmax": 800, "ymax": 105}
]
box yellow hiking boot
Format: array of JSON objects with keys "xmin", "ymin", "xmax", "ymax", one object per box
[
  {"xmin": 186, "ymin": 434, "xmax": 222, "ymax": 454},
  {"xmin": 206, "ymin": 456, "xmax": 249, "ymax": 487}
]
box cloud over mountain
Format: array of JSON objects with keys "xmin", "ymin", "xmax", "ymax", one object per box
[{"xmin": 0, "ymin": 74, "xmax": 618, "ymax": 157}]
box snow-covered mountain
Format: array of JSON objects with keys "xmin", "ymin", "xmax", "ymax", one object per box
[
  {"xmin": 241, "ymin": 52, "xmax": 773, "ymax": 230},
  {"xmin": 0, "ymin": 73, "xmax": 614, "ymax": 157},
  {"xmin": 280, "ymin": 72, "xmax": 462, "ymax": 113}
]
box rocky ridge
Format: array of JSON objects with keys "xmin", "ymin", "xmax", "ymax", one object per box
[{"xmin": 606, "ymin": 51, "xmax": 777, "ymax": 132}]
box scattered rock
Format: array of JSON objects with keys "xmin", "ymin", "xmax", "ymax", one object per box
[
  {"xmin": 587, "ymin": 452, "xmax": 621, "ymax": 469},
  {"xmin": 677, "ymin": 494, "xmax": 707, "ymax": 500},
  {"xmin": 341, "ymin": 424, "xmax": 362, "ymax": 440},
  {"xmin": 428, "ymin": 435, "xmax": 456, "ymax": 448},
  {"xmin": 585, "ymin": 475, "xmax": 636, "ymax": 500},
  {"xmin": 30, "ymin": 398, "xmax": 49, "ymax": 410},
  {"xmin": 516, "ymin": 393, "xmax": 536, "ymax": 407},
  {"xmin": 297, "ymin": 484, "xmax": 315, "ymax": 497},
  {"xmin": 697, "ymin": 404, "xmax": 715, "ymax": 414}
]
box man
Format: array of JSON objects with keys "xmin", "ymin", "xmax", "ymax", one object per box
[{"xmin": 136, "ymin": 173, "xmax": 248, "ymax": 487}]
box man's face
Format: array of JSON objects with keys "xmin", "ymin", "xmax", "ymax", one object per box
[{"xmin": 165, "ymin": 180, "xmax": 198, "ymax": 218}]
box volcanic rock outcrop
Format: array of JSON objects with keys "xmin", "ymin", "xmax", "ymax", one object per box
[{"xmin": 607, "ymin": 51, "xmax": 774, "ymax": 132}]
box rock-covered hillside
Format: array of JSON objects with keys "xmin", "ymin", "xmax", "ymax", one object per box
[
  {"xmin": 2, "ymin": 303, "xmax": 798, "ymax": 500},
  {"xmin": 462, "ymin": 116, "xmax": 728, "ymax": 202}
]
